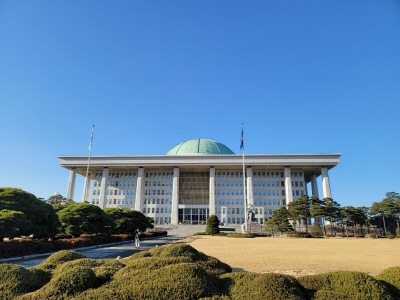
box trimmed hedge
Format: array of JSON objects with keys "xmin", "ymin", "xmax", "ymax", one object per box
[
  {"xmin": 220, "ymin": 272, "xmax": 306, "ymax": 300},
  {"xmin": 78, "ymin": 263, "xmax": 223, "ymax": 300},
  {"xmin": 28, "ymin": 266, "xmax": 97, "ymax": 299},
  {"xmin": 376, "ymin": 266, "xmax": 400, "ymax": 299},
  {"xmin": 298, "ymin": 271, "xmax": 392, "ymax": 300},
  {"xmin": 0, "ymin": 231, "xmax": 167, "ymax": 258},
  {"xmin": 35, "ymin": 250, "xmax": 86, "ymax": 272},
  {"xmin": 226, "ymin": 233, "xmax": 255, "ymax": 238},
  {"xmin": 2, "ymin": 244, "xmax": 400, "ymax": 300},
  {"xmin": 0, "ymin": 264, "xmax": 46, "ymax": 299}
]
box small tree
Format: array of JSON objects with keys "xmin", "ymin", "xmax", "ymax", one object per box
[
  {"xmin": 206, "ymin": 215, "xmax": 220, "ymax": 235},
  {"xmin": 310, "ymin": 221, "xmax": 324, "ymax": 238}
]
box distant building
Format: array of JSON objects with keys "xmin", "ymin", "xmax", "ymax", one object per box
[{"xmin": 59, "ymin": 139, "xmax": 340, "ymax": 225}]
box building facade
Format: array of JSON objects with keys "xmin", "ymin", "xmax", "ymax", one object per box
[{"xmin": 59, "ymin": 139, "xmax": 340, "ymax": 225}]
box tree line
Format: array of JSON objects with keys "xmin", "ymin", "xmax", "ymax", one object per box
[
  {"xmin": 265, "ymin": 192, "xmax": 400, "ymax": 236},
  {"xmin": 0, "ymin": 188, "xmax": 153, "ymax": 241}
]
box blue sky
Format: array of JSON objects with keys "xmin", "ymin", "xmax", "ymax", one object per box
[{"xmin": 1, "ymin": 1, "xmax": 399, "ymax": 207}]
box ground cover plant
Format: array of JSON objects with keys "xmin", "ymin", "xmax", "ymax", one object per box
[{"xmin": 1, "ymin": 243, "xmax": 400, "ymax": 299}]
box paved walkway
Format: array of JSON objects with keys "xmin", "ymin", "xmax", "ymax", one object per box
[{"xmin": 0, "ymin": 225, "xmax": 207, "ymax": 268}]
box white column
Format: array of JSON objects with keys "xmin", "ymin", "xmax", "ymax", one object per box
[
  {"xmin": 321, "ymin": 167, "xmax": 332, "ymax": 198},
  {"xmin": 284, "ymin": 167, "xmax": 293, "ymax": 206},
  {"xmin": 66, "ymin": 169, "xmax": 76, "ymax": 200},
  {"xmin": 209, "ymin": 167, "xmax": 216, "ymax": 215},
  {"xmin": 311, "ymin": 174, "xmax": 319, "ymax": 198},
  {"xmin": 171, "ymin": 168, "xmax": 179, "ymax": 224},
  {"xmin": 82, "ymin": 175, "xmax": 91, "ymax": 203},
  {"xmin": 99, "ymin": 168, "xmax": 109, "ymax": 209},
  {"xmin": 135, "ymin": 168, "xmax": 144, "ymax": 212},
  {"xmin": 246, "ymin": 167, "xmax": 254, "ymax": 205}
]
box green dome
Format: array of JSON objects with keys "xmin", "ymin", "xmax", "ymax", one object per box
[{"xmin": 166, "ymin": 139, "xmax": 235, "ymax": 155}]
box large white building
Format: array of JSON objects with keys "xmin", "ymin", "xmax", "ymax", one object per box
[{"xmin": 59, "ymin": 139, "xmax": 340, "ymax": 225}]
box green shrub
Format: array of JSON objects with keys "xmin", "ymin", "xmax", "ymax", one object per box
[
  {"xmin": 220, "ymin": 272, "xmax": 306, "ymax": 300},
  {"xmin": 79, "ymin": 263, "xmax": 223, "ymax": 300},
  {"xmin": 298, "ymin": 271, "xmax": 392, "ymax": 300},
  {"xmin": 376, "ymin": 266, "xmax": 400, "ymax": 299},
  {"xmin": 206, "ymin": 215, "xmax": 220, "ymax": 235},
  {"xmin": 0, "ymin": 264, "xmax": 45, "ymax": 298},
  {"xmin": 310, "ymin": 222, "xmax": 324, "ymax": 238},
  {"xmin": 122, "ymin": 256, "xmax": 194, "ymax": 272},
  {"xmin": 31, "ymin": 266, "xmax": 97, "ymax": 299},
  {"xmin": 149, "ymin": 243, "xmax": 208, "ymax": 261},
  {"xmin": 226, "ymin": 233, "xmax": 255, "ymax": 238},
  {"xmin": 387, "ymin": 234, "xmax": 395, "ymax": 239},
  {"xmin": 35, "ymin": 250, "xmax": 86, "ymax": 272},
  {"xmin": 52, "ymin": 257, "xmax": 125, "ymax": 286}
]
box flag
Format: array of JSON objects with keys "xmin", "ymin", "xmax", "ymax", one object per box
[
  {"xmin": 240, "ymin": 124, "xmax": 244, "ymax": 151},
  {"xmin": 89, "ymin": 125, "xmax": 94, "ymax": 151}
]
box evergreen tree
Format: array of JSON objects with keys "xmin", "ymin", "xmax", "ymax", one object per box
[
  {"xmin": 205, "ymin": 215, "xmax": 220, "ymax": 235},
  {"xmin": 310, "ymin": 221, "xmax": 324, "ymax": 237},
  {"xmin": 0, "ymin": 188, "xmax": 60, "ymax": 239},
  {"xmin": 288, "ymin": 195, "xmax": 311, "ymax": 232}
]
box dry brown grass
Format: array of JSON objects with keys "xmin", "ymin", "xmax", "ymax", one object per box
[{"xmin": 189, "ymin": 236, "xmax": 400, "ymax": 276}]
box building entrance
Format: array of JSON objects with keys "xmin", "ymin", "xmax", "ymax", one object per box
[{"xmin": 178, "ymin": 208, "xmax": 209, "ymax": 224}]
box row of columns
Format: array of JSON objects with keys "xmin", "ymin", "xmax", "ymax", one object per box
[{"xmin": 65, "ymin": 165, "xmax": 332, "ymax": 224}]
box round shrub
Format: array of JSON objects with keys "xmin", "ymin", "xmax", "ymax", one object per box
[
  {"xmin": 387, "ymin": 234, "xmax": 395, "ymax": 239},
  {"xmin": 0, "ymin": 264, "xmax": 44, "ymax": 298},
  {"xmin": 220, "ymin": 272, "xmax": 306, "ymax": 300},
  {"xmin": 368, "ymin": 233, "xmax": 377, "ymax": 239},
  {"xmin": 149, "ymin": 243, "xmax": 208, "ymax": 261},
  {"xmin": 298, "ymin": 271, "xmax": 392, "ymax": 300},
  {"xmin": 197, "ymin": 256, "xmax": 232, "ymax": 276},
  {"xmin": 52, "ymin": 257, "xmax": 125, "ymax": 287},
  {"xmin": 87, "ymin": 262, "xmax": 223, "ymax": 300},
  {"xmin": 376, "ymin": 266, "xmax": 400, "ymax": 299},
  {"xmin": 35, "ymin": 250, "xmax": 86, "ymax": 272},
  {"xmin": 122, "ymin": 256, "xmax": 194, "ymax": 272},
  {"xmin": 33, "ymin": 266, "xmax": 97, "ymax": 298}
]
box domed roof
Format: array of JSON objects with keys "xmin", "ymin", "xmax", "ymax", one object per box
[{"xmin": 166, "ymin": 139, "xmax": 235, "ymax": 155}]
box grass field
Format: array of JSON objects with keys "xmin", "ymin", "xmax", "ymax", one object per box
[{"xmin": 189, "ymin": 236, "xmax": 400, "ymax": 276}]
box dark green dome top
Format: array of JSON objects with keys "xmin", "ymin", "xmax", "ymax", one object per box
[{"xmin": 166, "ymin": 139, "xmax": 235, "ymax": 155}]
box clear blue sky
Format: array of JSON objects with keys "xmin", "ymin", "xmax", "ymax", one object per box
[{"xmin": 1, "ymin": 1, "xmax": 399, "ymax": 207}]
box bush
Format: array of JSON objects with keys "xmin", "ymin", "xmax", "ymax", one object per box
[
  {"xmin": 355, "ymin": 234, "xmax": 364, "ymax": 238},
  {"xmin": 287, "ymin": 231, "xmax": 312, "ymax": 238},
  {"xmin": 310, "ymin": 222, "xmax": 324, "ymax": 238},
  {"xmin": 149, "ymin": 243, "xmax": 209, "ymax": 261},
  {"xmin": 376, "ymin": 266, "xmax": 400, "ymax": 299},
  {"xmin": 206, "ymin": 215, "xmax": 220, "ymax": 235},
  {"xmin": 220, "ymin": 272, "xmax": 306, "ymax": 300},
  {"xmin": 298, "ymin": 271, "xmax": 392, "ymax": 300},
  {"xmin": 0, "ymin": 264, "xmax": 45, "ymax": 298},
  {"xmin": 387, "ymin": 234, "xmax": 395, "ymax": 239},
  {"xmin": 368, "ymin": 233, "xmax": 377, "ymax": 239},
  {"xmin": 32, "ymin": 266, "xmax": 97, "ymax": 298},
  {"xmin": 35, "ymin": 250, "xmax": 86, "ymax": 272},
  {"xmin": 79, "ymin": 263, "xmax": 223, "ymax": 300},
  {"xmin": 226, "ymin": 233, "xmax": 255, "ymax": 238}
]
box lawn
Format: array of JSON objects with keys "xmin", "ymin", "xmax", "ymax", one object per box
[{"xmin": 189, "ymin": 236, "xmax": 400, "ymax": 276}]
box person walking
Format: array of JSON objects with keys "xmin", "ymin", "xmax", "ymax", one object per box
[{"xmin": 135, "ymin": 229, "xmax": 142, "ymax": 248}]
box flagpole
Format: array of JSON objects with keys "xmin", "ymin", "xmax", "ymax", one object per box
[
  {"xmin": 241, "ymin": 123, "xmax": 247, "ymax": 232},
  {"xmin": 83, "ymin": 125, "xmax": 95, "ymax": 203}
]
